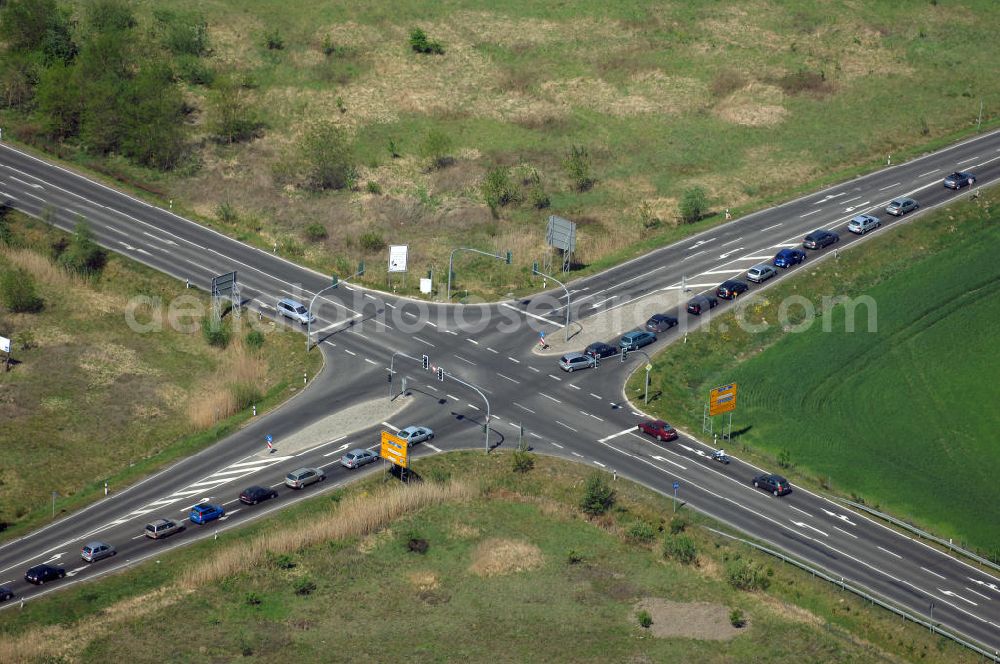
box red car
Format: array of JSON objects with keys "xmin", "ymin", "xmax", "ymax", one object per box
[{"xmin": 637, "ymin": 420, "xmax": 678, "ymax": 442}]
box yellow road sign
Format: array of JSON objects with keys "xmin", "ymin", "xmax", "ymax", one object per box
[
  {"xmin": 380, "ymin": 430, "xmax": 409, "ymax": 468},
  {"xmin": 709, "ymin": 383, "xmax": 738, "ymax": 416}
]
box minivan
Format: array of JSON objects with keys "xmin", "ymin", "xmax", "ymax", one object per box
[
  {"xmin": 847, "ymin": 214, "xmax": 880, "ymax": 235},
  {"xmin": 277, "ymin": 298, "xmax": 315, "ymax": 325}
]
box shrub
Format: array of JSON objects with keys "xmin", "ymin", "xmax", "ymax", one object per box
[
  {"xmin": 279, "ymin": 237, "xmax": 304, "ymax": 257},
  {"xmin": 679, "ymin": 187, "xmax": 709, "ymax": 223},
  {"xmin": 387, "ymin": 138, "xmax": 401, "ymax": 159},
  {"xmin": 14, "ymin": 330, "xmax": 36, "ymax": 350},
  {"xmin": 637, "ymin": 610, "xmax": 653, "ymax": 628},
  {"xmin": 265, "ymin": 29, "xmax": 284, "ymax": 50},
  {"xmin": 730, "ymin": 608, "xmax": 746, "ymax": 628},
  {"xmin": 563, "ymin": 145, "xmax": 594, "ymax": 192},
  {"xmin": 663, "ymin": 535, "xmax": 697, "ymax": 564},
  {"xmin": 482, "ymin": 167, "xmax": 522, "ymax": 212},
  {"xmin": 177, "ymin": 55, "xmax": 214, "ymax": 86},
  {"xmin": 409, "ymin": 28, "xmax": 444, "ymax": 54},
  {"xmin": 58, "ymin": 222, "xmax": 107, "ymax": 276},
  {"xmin": 407, "ymin": 537, "xmax": 429, "ymax": 554},
  {"xmin": 154, "ymin": 9, "xmax": 210, "ymax": 56},
  {"xmin": 269, "ymin": 553, "xmax": 296, "ymax": 570},
  {"xmin": 300, "ymin": 120, "xmax": 354, "ymax": 190},
  {"xmin": 245, "ymin": 592, "xmax": 262, "ymax": 606},
  {"xmin": 725, "ymin": 555, "xmax": 770, "ymax": 591},
  {"xmin": 202, "ymin": 320, "xmax": 231, "ymax": 348},
  {"xmin": 304, "ymin": 223, "xmax": 328, "ymax": 242},
  {"xmin": 0, "ymin": 268, "xmax": 43, "ymax": 313},
  {"xmin": 216, "ymin": 202, "xmax": 239, "ymax": 224},
  {"xmin": 566, "ymin": 549, "xmax": 583, "ymax": 564},
  {"xmin": 628, "ymin": 520, "xmax": 657, "ymax": 543},
  {"xmin": 777, "ymin": 448, "xmax": 792, "ymax": 468},
  {"xmin": 366, "ymin": 181, "xmax": 383, "ymax": 195},
  {"xmin": 359, "ymin": 231, "xmax": 386, "ymax": 253},
  {"xmin": 511, "ymin": 449, "xmax": 535, "ymax": 473},
  {"xmin": 245, "ymin": 330, "xmax": 265, "ymax": 350},
  {"xmin": 231, "ymin": 382, "xmax": 262, "ymax": 411},
  {"xmin": 580, "ymin": 471, "xmax": 615, "ymax": 516},
  {"xmin": 293, "ymin": 577, "xmax": 317, "ymax": 595},
  {"xmin": 639, "ymin": 200, "xmax": 661, "ymax": 230},
  {"xmin": 669, "ymin": 516, "xmax": 689, "ymax": 535},
  {"xmin": 321, "ymin": 35, "xmax": 343, "ymax": 57},
  {"xmin": 421, "ymin": 129, "xmax": 454, "ymax": 169},
  {"xmin": 529, "ymin": 184, "xmax": 550, "ymax": 209}
]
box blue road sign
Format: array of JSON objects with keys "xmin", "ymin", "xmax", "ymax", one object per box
[
  {"xmin": 265, "ymin": 434, "xmax": 273, "ymax": 444},
  {"xmin": 672, "ymin": 481, "xmax": 680, "ymax": 491}
]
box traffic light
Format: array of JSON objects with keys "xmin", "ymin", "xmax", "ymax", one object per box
[
  {"xmin": 505, "ymin": 250, "xmax": 512, "ymax": 265},
  {"xmin": 532, "ymin": 261, "xmax": 539, "ymax": 275},
  {"xmin": 331, "ymin": 275, "xmax": 339, "ymax": 287},
  {"xmin": 357, "ymin": 260, "xmax": 365, "ymax": 276},
  {"xmin": 436, "ymin": 367, "xmax": 444, "ymax": 381},
  {"xmin": 421, "ymin": 354, "xmax": 429, "ymax": 370}
]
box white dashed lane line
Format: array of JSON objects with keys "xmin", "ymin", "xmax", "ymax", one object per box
[
  {"xmin": 550, "ymin": 442, "xmax": 562, "ymax": 448},
  {"xmin": 498, "ymin": 373, "xmax": 520, "ymax": 384},
  {"xmin": 589, "ymin": 393, "xmax": 602, "ymax": 400},
  {"xmin": 487, "ymin": 347, "xmax": 499, "ymax": 354},
  {"xmin": 799, "ymin": 209, "xmax": 821, "ymax": 218},
  {"xmin": 513, "ymin": 402, "xmax": 535, "ymax": 414},
  {"xmin": 344, "ymin": 349, "xmax": 356, "ymax": 356},
  {"xmin": 413, "ymin": 336, "xmax": 434, "ymax": 347},
  {"xmin": 446, "ymin": 394, "xmax": 460, "ymax": 401},
  {"xmin": 593, "ymin": 461, "xmax": 606, "ymax": 468},
  {"xmin": 466, "ymin": 338, "xmax": 480, "ymax": 345},
  {"xmin": 918, "ymin": 169, "xmax": 940, "ymax": 177},
  {"xmin": 548, "ymin": 374, "xmax": 562, "ymax": 381},
  {"xmin": 507, "ymin": 357, "xmax": 520, "ymax": 363},
  {"xmin": 571, "ymin": 452, "xmax": 583, "ymax": 458},
  {"xmin": 877, "ymin": 546, "xmax": 903, "ymax": 560},
  {"xmin": 467, "ymin": 404, "xmax": 480, "ymax": 411},
  {"xmin": 364, "ymin": 358, "xmax": 377, "ymax": 365},
  {"xmin": 833, "ymin": 526, "xmax": 857, "ymax": 539},
  {"xmin": 454, "ymin": 355, "xmax": 476, "ymax": 365},
  {"xmin": 540, "ymin": 393, "xmax": 562, "ymax": 404},
  {"xmin": 556, "ymin": 421, "xmax": 578, "ymax": 432},
  {"xmin": 920, "ymin": 567, "xmax": 946, "ymax": 580},
  {"xmin": 877, "ymin": 181, "xmax": 900, "ymax": 191},
  {"xmin": 528, "ymin": 367, "xmax": 540, "ymax": 373},
  {"xmin": 568, "ymin": 384, "xmax": 581, "ymax": 390}
]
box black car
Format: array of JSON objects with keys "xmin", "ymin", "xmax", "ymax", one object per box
[
  {"xmin": 645, "ymin": 313, "xmax": 679, "ymax": 333},
  {"xmin": 239, "ymin": 485, "xmax": 279, "ymax": 505},
  {"xmin": 752, "ymin": 474, "xmax": 792, "ymax": 497},
  {"xmin": 0, "ymin": 586, "xmax": 13, "ymax": 602},
  {"xmin": 716, "ymin": 280, "xmax": 749, "ymax": 300},
  {"xmin": 686, "ymin": 294, "xmax": 719, "ymax": 316},
  {"xmin": 25, "ymin": 564, "xmax": 65, "ymax": 585},
  {"xmin": 803, "ymin": 229, "xmax": 839, "ymax": 250},
  {"xmin": 943, "ymin": 171, "xmax": 975, "ymax": 189},
  {"xmin": 584, "ymin": 342, "xmax": 617, "ymax": 359}
]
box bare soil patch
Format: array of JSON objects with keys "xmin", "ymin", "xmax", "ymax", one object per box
[
  {"xmin": 468, "ymin": 538, "xmax": 543, "ymax": 577},
  {"xmin": 634, "ymin": 598, "xmax": 744, "ymax": 640}
]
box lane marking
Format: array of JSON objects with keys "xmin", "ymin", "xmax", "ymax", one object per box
[
  {"xmin": 650, "ymin": 455, "xmax": 687, "ymax": 470},
  {"xmin": 963, "ymin": 586, "xmax": 990, "ymax": 601},
  {"xmin": 917, "ymin": 168, "xmax": 940, "ymax": 177},
  {"xmin": 721, "ymin": 236, "xmax": 743, "ymax": 246},
  {"xmin": 507, "ymin": 357, "xmax": 520, "ymax": 363},
  {"xmin": 501, "ymin": 302, "xmax": 566, "ymax": 327},
  {"xmin": 920, "ymin": 567, "xmax": 946, "ymax": 580},
  {"xmin": 486, "ymin": 347, "xmax": 499, "ymax": 354},
  {"xmin": 598, "ymin": 428, "xmax": 633, "ymax": 443},
  {"xmin": 682, "ymin": 250, "xmax": 706, "ymax": 261},
  {"xmin": 446, "ymin": 394, "xmax": 460, "ymax": 401},
  {"xmin": 877, "ymin": 545, "xmax": 903, "ymax": 560},
  {"xmin": 832, "ymin": 525, "xmax": 857, "ymax": 539},
  {"xmin": 547, "ymin": 374, "xmax": 563, "ymax": 381},
  {"xmin": 593, "ymin": 461, "xmax": 606, "ymax": 468},
  {"xmin": 322, "ymin": 444, "xmax": 351, "ymax": 457},
  {"xmin": 540, "ymin": 393, "xmax": 561, "ymax": 403},
  {"xmin": 364, "ymin": 358, "xmax": 377, "ymax": 365},
  {"xmin": 571, "ymin": 452, "xmax": 583, "ymax": 458},
  {"xmin": 454, "ymin": 355, "xmax": 476, "ymax": 365},
  {"xmin": 528, "ymin": 366, "xmax": 540, "ymax": 373},
  {"xmin": 381, "ymin": 421, "xmax": 399, "ymax": 432},
  {"xmin": 426, "ymin": 443, "xmax": 442, "ymax": 453},
  {"xmin": 498, "ymin": 373, "xmax": 520, "ymax": 384},
  {"xmin": 799, "ymin": 209, "xmax": 821, "ymax": 218},
  {"xmin": 877, "ymin": 181, "xmax": 901, "ymax": 191},
  {"xmin": 791, "ymin": 521, "xmax": 828, "ymax": 537},
  {"xmin": 568, "ymin": 384, "xmax": 581, "ymax": 390},
  {"xmin": 589, "ymin": 393, "xmax": 602, "ymax": 400},
  {"xmin": 467, "ymin": 404, "xmax": 480, "ymax": 411},
  {"xmin": 513, "ymin": 402, "xmax": 535, "ymax": 414},
  {"xmin": 937, "ymin": 589, "xmax": 976, "ymax": 606},
  {"xmin": 700, "ymin": 268, "xmax": 744, "ymax": 275},
  {"xmin": 758, "ymin": 223, "xmax": 782, "ymax": 232},
  {"xmin": 529, "ymin": 432, "xmax": 542, "ymax": 439},
  {"xmin": 788, "ymin": 505, "xmax": 812, "ymax": 517},
  {"xmin": 344, "ymin": 349, "xmax": 356, "ymax": 356},
  {"xmin": 550, "ymin": 442, "xmax": 562, "ymax": 448},
  {"xmin": 413, "ymin": 336, "xmax": 434, "ymax": 347},
  {"xmin": 466, "ymin": 338, "xmax": 480, "ymax": 345},
  {"xmin": 957, "ymin": 155, "xmax": 978, "ymax": 164},
  {"xmin": 556, "ymin": 421, "xmax": 578, "ymax": 432}
]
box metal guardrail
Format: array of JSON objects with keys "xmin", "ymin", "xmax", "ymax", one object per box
[
  {"xmin": 831, "ymin": 496, "xmax": 1000, "ymax": 574},
  {"xmin": 706, "ymin": 527, "xmax": 1000, "ymax": 662}
]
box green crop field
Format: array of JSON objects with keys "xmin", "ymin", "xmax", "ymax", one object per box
[
  {"xmin": 0, "ymin": 212, "xmax": 322, "ymax": 537},
  {"xmin": 2, "ymin": 1, "xmax": 999, "ymax": 298},
  {"xmin": 0, "ymin": 453, "xmax": 979, "ymax": 663},
  {"xmin": 631, "ymin": 190, "xmax": 1000, "ymax": 554}
]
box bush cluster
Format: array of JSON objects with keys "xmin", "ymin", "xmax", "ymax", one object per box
[
  {"xmin": 409, "ymin": 28, "xmax": 444, "ymax": 54},
  {"xmin": 579, "ymin": 471, "xmax": 615, "ymax": 516},
  {"xmin": 0, "ymin": 268, "xmax": 43, "ymax": 313}
]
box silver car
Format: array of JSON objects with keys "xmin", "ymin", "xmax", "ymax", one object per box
[
  {"xmin": 559, "ymin": 352, "xmax": 597, "ymax": 372},
  {"xmin": 746, "ymin": 264, "xmax": 777, "ymax": 283},
  {"xmin": 885, "ymin": 197, "xmax": 918, "ymax": 216},
  {"xmin": 81, "ymin": 541, "xmax": 116, "ymax": 563},
  {"xmin": 285, "ymin": 467, "xmax": 325, "ymax": 489},
  {"xmin": 847, "ymin": 214, "xmax": 881, "ymax": 235},
  {"xmin": 397, "ymin": 426, "xmax": 434, "ymax": 446},
  {"xmin": 277, "ymin": 298, "xmax": 315, "ymax": 325},
  {"xmin": 341, "ymin": 448, "xmax": 378, "ymax": 469}
]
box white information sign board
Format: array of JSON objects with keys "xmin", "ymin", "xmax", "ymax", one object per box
[{"xmin": 388, "ymin": 245, "xmax": 408, "ymax": 273}]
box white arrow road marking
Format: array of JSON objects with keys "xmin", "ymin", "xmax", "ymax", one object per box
[
  {"xmin": 813, "ymin": 192, "xmax": 844, "ymax": 204},
  {"xmin": 44, "ymin": 553, "xmax": 65, "ymax": 563},
  {"xmin": 66, "ymin": 566, "xmax": 88, "ymax": 577},
  {"xmin": 968, "ymin": 578, "xmax": 1000, "ymax": 593},
  {"xmin": 821, "ymin": 508, "xmax": 857, "ymax": 526},
  {"xmin": 686, "ymin": 238, "xmax": 716, "ymax": 250},
  {"xmin": 500, "ymin": 302, "xmax": 566, "ymax": 327},
  {"xmin": 598, "ymin": 428, "xmax": 633, "ymax": 443},
  {"xmin": 322, "ymin": 444, "xmax": 350, "ymax": 458},
  {"xmin": 791, "ymin": 521, "xmax": 828, "ymax": 537},
  {"xmin": 844, "ymin": 201, "xmax": 870, "ymax": 212},
  {"xmin": 118, "ymin": 241, "xmax": 136, "ymax": 251},
  {"xmin": 651, "ymin": 455, "xmax": 687, "ymax": 470},
  {"xmin": 938, "ymin": 589, "xmax": 977, "ymax": 606},
  {"xmin": 718, "ymin": 248, "xmax": 744, "ymax": 259}
]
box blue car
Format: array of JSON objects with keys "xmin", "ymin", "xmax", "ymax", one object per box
[
  {"xmin": 773, "ymin": 248, "xmax": 806, "ymax": 268},
  {"xmin": 190, "ymin": 503, "xmax": 225, "ymax": 525},
  {"xmin": 619, "ymin": 330, "xmax": 656, "ymax": 351}
]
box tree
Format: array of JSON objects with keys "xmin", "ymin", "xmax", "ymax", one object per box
[
  {"xmin": 481, "ymin": 167, "xmax": 521, "ymax": 213},
  {"xmin": 85, "ymin": 0, "xmax": 137, "ymax": 33},
  {"xmin": 679, "ymin": 187, "xmax": 709, "ymax": 223},
  {"xmin": 119, "ymin": 61, "xmax": 187, "ymax": 169},
  {"xmin": 579, "ymin": 471, "xmax": 615, "ymax": 516},
  {"xmin": 299, "ymin": 120, "xmax": 354, "ymax": 190},
  {"xmin": 421, "ymin": 129, "xmax": 453, "ymax": 169},
  {"xmin": 35, "ymin": 61, "xmax": 82, "ymax": 140},
  {"xmin": 563, "ymin": 145, "xmax": 594, "ymax": 192},
  {"xmin": 58, "ymin": 221, "xmax": 107, "ymax": 276},
  {"xmin": 0, "ymin": 54, "xmax": 38, "ymax": 110},
  {"xmin": 210, "ymin": 76, "xmax": 260, "ymax": 144},
  {"xmin": 0, "ymin": 268, "xmax": 44, "ymax": 313}
]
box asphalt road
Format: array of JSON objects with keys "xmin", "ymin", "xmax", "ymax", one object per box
[{"xmin": 0, "ymin": 131, "xmax": 998, "ymax": 651}]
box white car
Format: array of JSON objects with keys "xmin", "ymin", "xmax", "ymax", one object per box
[
  {"xmin": 341, "ymin": 448, "xmax": 378, "ymax": 469},
  {"xmin": 397, "ymin": 426, "xmax": 434, "ymax": 446},
  {"xmin": 277, "ymin": 298, "xmax": 315, "ymax": 325},
  {"xmin": 746, "ymin": 264, "xmax": 777, "ymax": 283}
]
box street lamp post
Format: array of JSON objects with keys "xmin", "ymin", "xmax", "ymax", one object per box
[
  {"xmin": 531, "ymin": 265, "xmax": 570, "ymax": 342},
  {"xmin": 306, "ymin": 264, "xmax": 364, "ymax": 351},
  {"xmin": 446, "ymin": 247, "xmax": 511, "ymax": 302},
  {"xmin": 620, "ymin": 348, "xmax": 653, "ymax": 405}
]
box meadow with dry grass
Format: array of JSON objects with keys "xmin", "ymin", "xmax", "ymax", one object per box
[
  {"xmin": 13, "ymin": 0, "xmax": 997, "ymax": 299},
  {"xmin": 0, "ymin": 453, "xmax": 980, "ymax": 663},
  {"xmin": 0, "ymin": 212, "xmax": 321, "ymax": 535}
]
